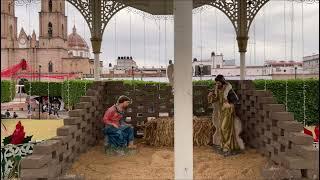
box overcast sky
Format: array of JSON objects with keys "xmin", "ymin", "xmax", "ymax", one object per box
[{"xmin": 15, "ymin": 1, "xmax": 319, "ymax": 67}]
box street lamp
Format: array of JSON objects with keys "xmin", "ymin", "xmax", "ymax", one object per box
[
  {"xmin": 38, "ymin": 65, "xmax": 42, "ymax": 82},
  {"xmin": 38, "ymin": 65, "xmax": 41, "ymax": 119},
  {"xmin": 132, "ymin": 66, "xmax": 134, "ymax": 80}
]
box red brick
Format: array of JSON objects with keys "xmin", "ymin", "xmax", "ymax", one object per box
[
  {"xmin": 21, "ymin": 160, "xmax": 61, "ymax": 178},
  {"xmin": 253, "ymin": 90, "xmax": 272, "ymax": 97},
  {"xmin": 64, "ymin": 117, "xmax": 81, "ymax": 125},
  {"xmin": 287, "ymin": 132, "xmax": 314, "ymax": 145},
  {"xmin": 21, "ymin": 155, "xmax": 51, "ymax": 169},
  {"xmin": 32, "ymin": 140, "xmax": 61, "ymax": 155},
  {"xmin": 294, "ymin": 145, "xmax": 319, "ymax": 160},
  {"xmin": 68, "ymin": 109, "xmax": 85, "ymax": 117},
  {"xmin": 57, "ymin": 125, "xmax": 77, "ymax": 136},
  {"xmin": 74, "ymin": 102, "xmax": 91, "ymax": 109},
  {"xmin": 271, "ymin": 112, "xmax": 294, "ymax": 121},
  {"xmin": 278, "ymin": 121, "xmax": 303, "ymax": 132},
  {"xmin": 263, "ymin": 104, "xmax": 285, "ymax": 112},
  {"xmin": 51, "ymin": 136, "xmax": 72, "ymax": 145},
  {"xmin": 86, "ymin": 89, "xmax": 98, "ymax": 96},
  {"xmin": 282, "ymin": 155, "xmax": 314, "ymax": 169},
  {"xmin": 257, "ymin": 97, "xmax": 275, "ymax": 104}
]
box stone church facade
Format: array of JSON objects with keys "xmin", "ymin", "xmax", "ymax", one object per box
[{"xmin": 1, "ymin": 0, "xmax": 100, "ymax": 80}]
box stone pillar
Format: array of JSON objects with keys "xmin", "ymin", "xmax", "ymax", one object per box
[
  {"xmin": 237, "ymin": 36, "xmax": 248, "ymax": 80},
  {"xmin": 91, "ymin": 37, "xmax": 102, "ymax": 81},
  {"xmin": 173, "ymin": 0, "xmax": 193, "ymax": 179},
  {"xmin": 237, "ymin": 0, "xmax": 249, "ymax": 80}
]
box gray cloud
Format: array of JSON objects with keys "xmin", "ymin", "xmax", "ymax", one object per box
[{"xmin": 15, "ymin": 1, "xmax": 319, "ymax": 67}]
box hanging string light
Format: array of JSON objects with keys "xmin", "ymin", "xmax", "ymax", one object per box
[
  {"xmin": 200, "ymin": 7, "xmax": 203, "ymax": 80},
  {"xmin": 165, "ymin": 17, "xmax": 167, "ymax": 68},
  {"xmin": 215, "ymin": 8, "xmax": 218, "ymax": 54},
  {"xmin": 129, "ymin": 8, "xmax": 132, "ymax": 57},
  {"xmin": 253, "ymin": 21, "xmax": 256, "ymax": 66},
  {"xmin": 114, "ymin": 13, "xmax": 117, "ymax": 67},
  {"xmin": 28, "ymin": 2, "xmax": 33, "ymax": 119},
  {"xmin": 284, "ymin": 0, "xmax": 287, "ymax": 61},
  {"xmin": 143, "ymin": 13, "xmax": 146, "ymax": 69},
  {"xmin": 158, "ymin": 18, "xmax": 161, "ymax": 83},
  {"xmin": 263, "ymin": 6, "xmax": 267, "ymax": 91},
  {"xmin": 301, "ymin": 1, "xmax": 306, "ymax": 127}
]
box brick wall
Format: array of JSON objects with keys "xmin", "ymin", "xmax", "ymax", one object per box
[
  {"xmin": 20, "ymin": 80, "xmax": 318, "ymax": 179},
  {"xmin": 20, "ymin": 81, "xmax": 106, "ymax": 179},
  {"xmin": 237, "ymin": 81, "xmax": 319, "ymax": 180}
]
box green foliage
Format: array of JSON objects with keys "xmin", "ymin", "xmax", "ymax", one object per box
[
  {"xmin": 193, "ymin": 80, "xmax": 214, "ymax": 89},
  {"xmin": 2, "ymin": 135, "xmax": 12, "ymax": 146},
  {"xmin": 22, "ymin": 136, "xmax": 33, "ymax": 144},
  {"xmin": 2, "ymin": 135, "xmax": 33, "ymax": 146},
  {"xmin": 1, "ymin": 80, "xmax": 16, "ymax": 103},
  {"xmin": 254, "ymin": 79, "xmax": 319, "ymax": 126},
  {"xmin": 61, "ymin": 80, "xmax": 93, "ymax": 109},
  {"xmin": 24, "ymin": 82, "xmax": 62, "ymax": 97},
  {"xmin": 122, "ymin": 80, "xmax": 168, "ymax": 88}
]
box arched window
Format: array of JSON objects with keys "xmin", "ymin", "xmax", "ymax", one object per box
[
  {"xmin": 49, "ymin": 0, "xmax": 52, "ymax": 12},
  {"xmin": 8, "ymin": 3, "xmax": 11, "ymax": 13},
  {"xmin": 60, "ymin": 2, "xmax": 62, "ymax": 12},
  {"xmin": 48, "ymin": 61, "xmax": 53, "ymax": 72},
  {"xmin": 48, "ymin": 22, "xmax": 53, "ymax": 38},
  {"xmin": 21, "ymin": 59, "xmax": 27, "ymax": 70}
]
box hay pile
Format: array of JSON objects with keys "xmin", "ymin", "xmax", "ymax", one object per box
[{"xmin": 144, "ymin": 116, "xmax": 215, "ymax": 147}]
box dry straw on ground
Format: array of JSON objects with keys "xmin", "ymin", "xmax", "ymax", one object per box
[{"xmin": 144, "ymin": 116, "xmax": 215, "ymax": 146}]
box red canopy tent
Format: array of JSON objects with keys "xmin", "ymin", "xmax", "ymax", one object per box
[{"xmin": 1, "ymin": 59, "xmax": 77, "ymax": 79}]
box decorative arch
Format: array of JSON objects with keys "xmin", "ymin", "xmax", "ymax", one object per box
[
  {"xmin": 200, "ymin": 0, "xmax": 270, "ymax": 34},
  {"xmin": 66, "ymin": 0, "xmax": 126, "ymax": 36}
]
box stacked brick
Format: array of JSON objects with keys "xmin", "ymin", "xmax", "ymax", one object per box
[
  {"xmin": 237, "ymin": 81, "xmax": 319, "ymax": 180},
  {"xmin": 19, "ymin": 80, "xmax": 318, "ymax": 179},
  {"xmin": 104, "ymin": 82, "xmax": 174, "ymax": 135},
  {"xmin": 20, "ymin": 81, "xmax": 106, "ymax": 179}
]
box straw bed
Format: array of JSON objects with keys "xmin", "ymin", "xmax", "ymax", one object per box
[{"xmin": 144, "ymin": 116, "xmax": 215, "ymax": 146}]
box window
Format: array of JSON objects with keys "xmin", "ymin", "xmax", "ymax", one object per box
[
  {"xmin": 48, "ymin": 61, "xmax": 53, "ymax": 72},
  {"xmin": 60, "ymin": 2, "xmax": 62, "ymax": 12},
  {"xmin": 80, "ymin": 52, "xmax": 83, "ymax": 57},
  {"xmin": 8, "ymin": 3, "xmax": 11, "ymax": 13},
  {"xmin": 21, "ymin": 59, "xmax": 27, "ymax": 70},
  {"xmin": 48, "ymin": 22, "xmax": 53, "ymax": 38},
  {"xmin": 49, "ymin": 0, "xmax": 53, "ymax": 12},
  {"xmin": 216, "ymin": 65, "xmax": 220, "ymax": 69},
  {"xmin": 62, "ymin": 24, "xmax": 64, "ymax": 38},
  {"xmin": 9, "ymin": 25, "xmax": 13, "ymax": 40}
]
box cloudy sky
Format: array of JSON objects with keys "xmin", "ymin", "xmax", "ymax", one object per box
[{"xmin": 15, "ymin": 1, "xmax": 319, "ymax": 67}]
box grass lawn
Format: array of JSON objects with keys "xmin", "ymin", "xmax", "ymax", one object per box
[{"xmin": 1, "ymin": 119, "xmax": 63, "ymax": 143}]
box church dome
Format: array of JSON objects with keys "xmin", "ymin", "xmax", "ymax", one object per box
[{"xmin": 67, "ymin": 26, "xmax": 89, "ymax": 50}]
